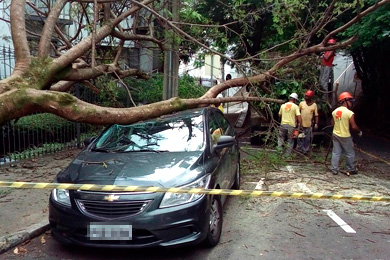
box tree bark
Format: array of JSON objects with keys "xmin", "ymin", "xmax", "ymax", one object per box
[
  {"xmin": 38, "ymin": 0, "xmax": 68, "ymax": 57},
  {"xmin": 10, "ymin": 0, "xmax": 30, "ymax": 77},
  {"xmin": 0, "ymin": 88, "xmax": 283, "ymax": 125}
]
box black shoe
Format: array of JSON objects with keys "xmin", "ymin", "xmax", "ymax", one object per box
[
  {"xmin": 349, "ymin": 170, "xmax": 358, "ymax": 175},
  {"xmin": 332, "ymin": 171, "xmax": 338, "ymax": 175}
]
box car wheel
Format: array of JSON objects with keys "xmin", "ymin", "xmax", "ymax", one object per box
[
  {"xmin": 203, "ymin": 195, "xmax": 223, "ymax": 247},
  {"xmin": 232, "ymin": 162, "xmax": 240, "ymax": 190}
]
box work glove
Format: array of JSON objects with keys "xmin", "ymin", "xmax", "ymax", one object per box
[
  {"xmin": 357, "ymin": 131, "xmax": 363, "ymax": 138},
  {"xmin": 314, "ymin": 124, "xmax": 318, "ymax": 131}
]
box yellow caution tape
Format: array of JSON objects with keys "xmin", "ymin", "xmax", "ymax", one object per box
[{"xmin": 0, "ymin": 181, "xmax": 389, "ymax": 202}]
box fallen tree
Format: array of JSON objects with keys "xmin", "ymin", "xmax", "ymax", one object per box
[{"xmin": 0, "ymin": 0, "xmax": 388, "ymax": 126}]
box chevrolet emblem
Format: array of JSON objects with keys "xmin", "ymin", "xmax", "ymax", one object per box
[{"xmin": 103, "ymin": 194, "xmax": 120, "ymax": 202}]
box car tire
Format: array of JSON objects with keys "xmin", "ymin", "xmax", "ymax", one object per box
[
  {"xmin": 231, "ymin": 162, "xmax": 240, "ymax": 190},
  {"xmin": 203, "ymin": 195, "xmax": 223, "ymax": 247}
]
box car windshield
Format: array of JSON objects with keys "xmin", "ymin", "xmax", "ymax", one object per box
[{"xmin": 93, "ymin": 114, "xmax": 205, "ymax": 152}]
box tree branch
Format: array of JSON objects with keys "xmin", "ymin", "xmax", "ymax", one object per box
[
  {"xmin": 326, "ymin": 0, "xmax": 390, "ymax": 43},
  {"xmin": 50, "ymin": 80, "xmax": 76, "ymax": 92},
  {"xmin": 0, "ymin": 89, "xmax": 283, "ymax": 125},
  {"xmin": 202, "ymin": 0, "xmax": 390, "ymax": 99},
  {"xmin": 112, "ymin": 30, "xmax": 164, "ymax": 50},
  {"xmin": 10, "ymin": 0, "xmax": 30, "ymax": 76},
  {"xmin": 49, "ymin": 0, "xmax": 156, "ymax": 80},
  {"xmin": 54, "ymin": 25, "xmax": 73, "ymax": 50},
  {"xmin": 305, "ymin": 0, "xmax": 337, "ymax": 46},
  {"xmin": 62, "ymin": 64, "xmax": 150, "ymax": 81},
  {"xmin": 38, "ymin": 0, "xmax": 68, "ymax": 57},
  {"xmin": 201, "ymin": 35, "xmax": 357, "ymax": 99},
  {"xmin": 129, "ymin": 0, "xmax": 235, "ymax": 63}
]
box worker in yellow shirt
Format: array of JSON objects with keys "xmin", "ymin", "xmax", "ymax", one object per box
[
  {"xmin": 278, "ymin": 93, "xmax": 302, "ymax": 156},
  {"xmin": 331, "ymin": 92, "xmax": 362, "ymax": 175},
  {"xmin": 212, "ymin": 94, "xmax": 224, "ymax": 113},
  {"xmin": 211, "ymin": 127, "xmax": 223, "ymax": 144},
  {"xmin": 297, "ymin": 90, "xmax": 319, "ymax": 154}
]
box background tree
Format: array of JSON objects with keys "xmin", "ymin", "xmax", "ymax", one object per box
[
  {"xmin": 341, "ymin": 0, "xmax": 390, "ymax": 128},
  {"xmin": 181, "ymin": 0, "xmax": 390, "ymax": 127}
]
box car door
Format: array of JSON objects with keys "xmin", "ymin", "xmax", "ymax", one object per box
[
  {"xmin": 214, "ymin": 111, "xmax": 239, "ymax": 187},
  {"xmin": 208, "ymin": 110, "xmax": 238, "ymax": 189}
]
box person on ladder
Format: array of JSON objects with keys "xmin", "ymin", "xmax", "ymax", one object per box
[{"xmin": 319, "ymin": 38, "xmax": 336, "ymax": 103}]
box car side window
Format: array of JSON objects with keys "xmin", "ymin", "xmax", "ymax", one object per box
[
  {"xmin": 213, "ymin": 111, "xmax": 234, "ymax": 137},
  {"xmin": 208, "ymin": 113, "xmax": 222, "ymax": 145},
  {"xmin": 208, "ymin": 111, "xmax": 233, "ymax": 145}
]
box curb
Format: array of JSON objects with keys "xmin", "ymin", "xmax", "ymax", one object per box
[{"xmin": 0, "ymin": 220, "xmax": 49, "ymax": 254}]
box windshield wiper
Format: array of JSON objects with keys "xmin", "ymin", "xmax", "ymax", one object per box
[
  {"xmin": 94, "ymin": 147, "xmax": 168, "ymax": 153},
  {"xmin": 91, "ymin": 147, "xmax": 111, "ymax": 153},
  {"xmin": 134, "ymin": 149, "xmax": 169, "ymax": 153}
]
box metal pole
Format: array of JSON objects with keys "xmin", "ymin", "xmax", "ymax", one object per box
[
  {"xmin": 76, "ymin": 84, "xmax": 81, "ymax": 148},
  {"xmin": 210, "ymin": 54, "xmax": 214, "ymax": 87},
  {"xmin": 163, "ymin": 0, "xmax": 179, "ymax": 100}
]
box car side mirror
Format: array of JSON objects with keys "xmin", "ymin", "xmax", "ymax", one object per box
[
  {"xmin": 214, "ymin": 135, "xmax": 236, "ymax": 150},
  {"xmin": 83, "ymin": 137, "xmax": 96, "ymax": 147}
]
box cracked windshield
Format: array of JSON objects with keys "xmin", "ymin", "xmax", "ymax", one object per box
[{"xmin": 94, "ymin": 115, "xmax": 204, "ymax": 152}]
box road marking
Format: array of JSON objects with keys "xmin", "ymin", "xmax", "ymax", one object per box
[
  {"xmin": 286, "ymin": 165, "xmax": 295, "ymax": 173},
  {"xmin": 255, "ymin": 178, "xmax": 265, "ymax": 190},
  {"xmin": 247, "ymin": 179, "xmax": 265, "ymax": 190},
  {"xmin": 323, "ymin": 210, "xmax": 356, "ymax": 233},
  {"xmin": 297, "ymin": 183, "xmax": 312, "ymax": 193}
]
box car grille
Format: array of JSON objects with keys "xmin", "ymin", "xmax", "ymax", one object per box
[{"xmin": 76, "ymin": 199, "xmax": 152, "ymax": 219}]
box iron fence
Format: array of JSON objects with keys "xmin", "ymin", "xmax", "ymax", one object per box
[
  {"xmin": 0, "ymin": 45, "xmax": 15, "ymax": 80},
  {"xmin": 0, "ymin": 84, "xmax": 104, "ymax": 166},
  {"xmin": 0, "ymin": 44, "xmax": 105, "ymax": 165},
  {"xmin": 0, "ymin": 42, "xmax": 147, "ymax": 166},
  {"xmin": 0, "ymin": 119, "xmax": 88, "ymax": 165}
]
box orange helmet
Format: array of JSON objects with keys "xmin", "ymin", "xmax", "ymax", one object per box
[
  {"xmin": 327, "ymin": 39, "xmax": 336, "ymax": 45},
  {"xmin": 338, "ymin": 92, "xmax": 354, "ymax": 102},
  {"xmin": 305, "ymin": 90, "xmax": 315, "ymax": 97}
]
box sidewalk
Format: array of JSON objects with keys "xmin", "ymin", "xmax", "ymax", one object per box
[{"xmin": 0, "ymin": 149, "xmax": 81, "ymax": 254}]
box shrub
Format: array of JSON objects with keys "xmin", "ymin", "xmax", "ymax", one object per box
[
  {"xmin": 124, "ymin": 73, "xmax": 207, "ymax": 104},
  {"xmin": 15, "ymin": 113, "xmax": 72, "ymax": 132}
]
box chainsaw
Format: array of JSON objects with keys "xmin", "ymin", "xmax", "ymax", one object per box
[{"xmin": 290, "ymin": 128, "xmax": 305, "ymax": 139}]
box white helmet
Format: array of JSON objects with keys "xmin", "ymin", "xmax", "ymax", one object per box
[{"xmin": 289, "ymin": 93, "xmax": 298, "ymax": 100}]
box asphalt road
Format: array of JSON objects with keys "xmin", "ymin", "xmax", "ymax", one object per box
[
  {"xmin": 2, "ymin": 154, "xmax": 390, "ymax": 260},
  {"xmin": 2, "ymin": 197, "xmax": 390, "ymax": 259}
]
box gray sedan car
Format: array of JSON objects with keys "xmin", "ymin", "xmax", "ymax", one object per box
[{"xmin": 49, "ymin": 107, "xmax": 240, "ymax": 248}]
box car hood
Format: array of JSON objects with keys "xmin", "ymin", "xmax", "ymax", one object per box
[{"xmin": 56, "ymin": 150, "xmax": 205, "ymax": 187}]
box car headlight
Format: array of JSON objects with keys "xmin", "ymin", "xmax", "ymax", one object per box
[
  {"xmin": 52, "ymin": 189, "xmax": 71, "ymax": 206},
  {"xmin": 160, "ymin": 175, "xmax": 211, "ymax": 208}
]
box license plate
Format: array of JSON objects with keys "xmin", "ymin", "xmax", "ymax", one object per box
[{"xmin": 88, "ymin": 222, "xmax": 132, "ymax": 241}]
